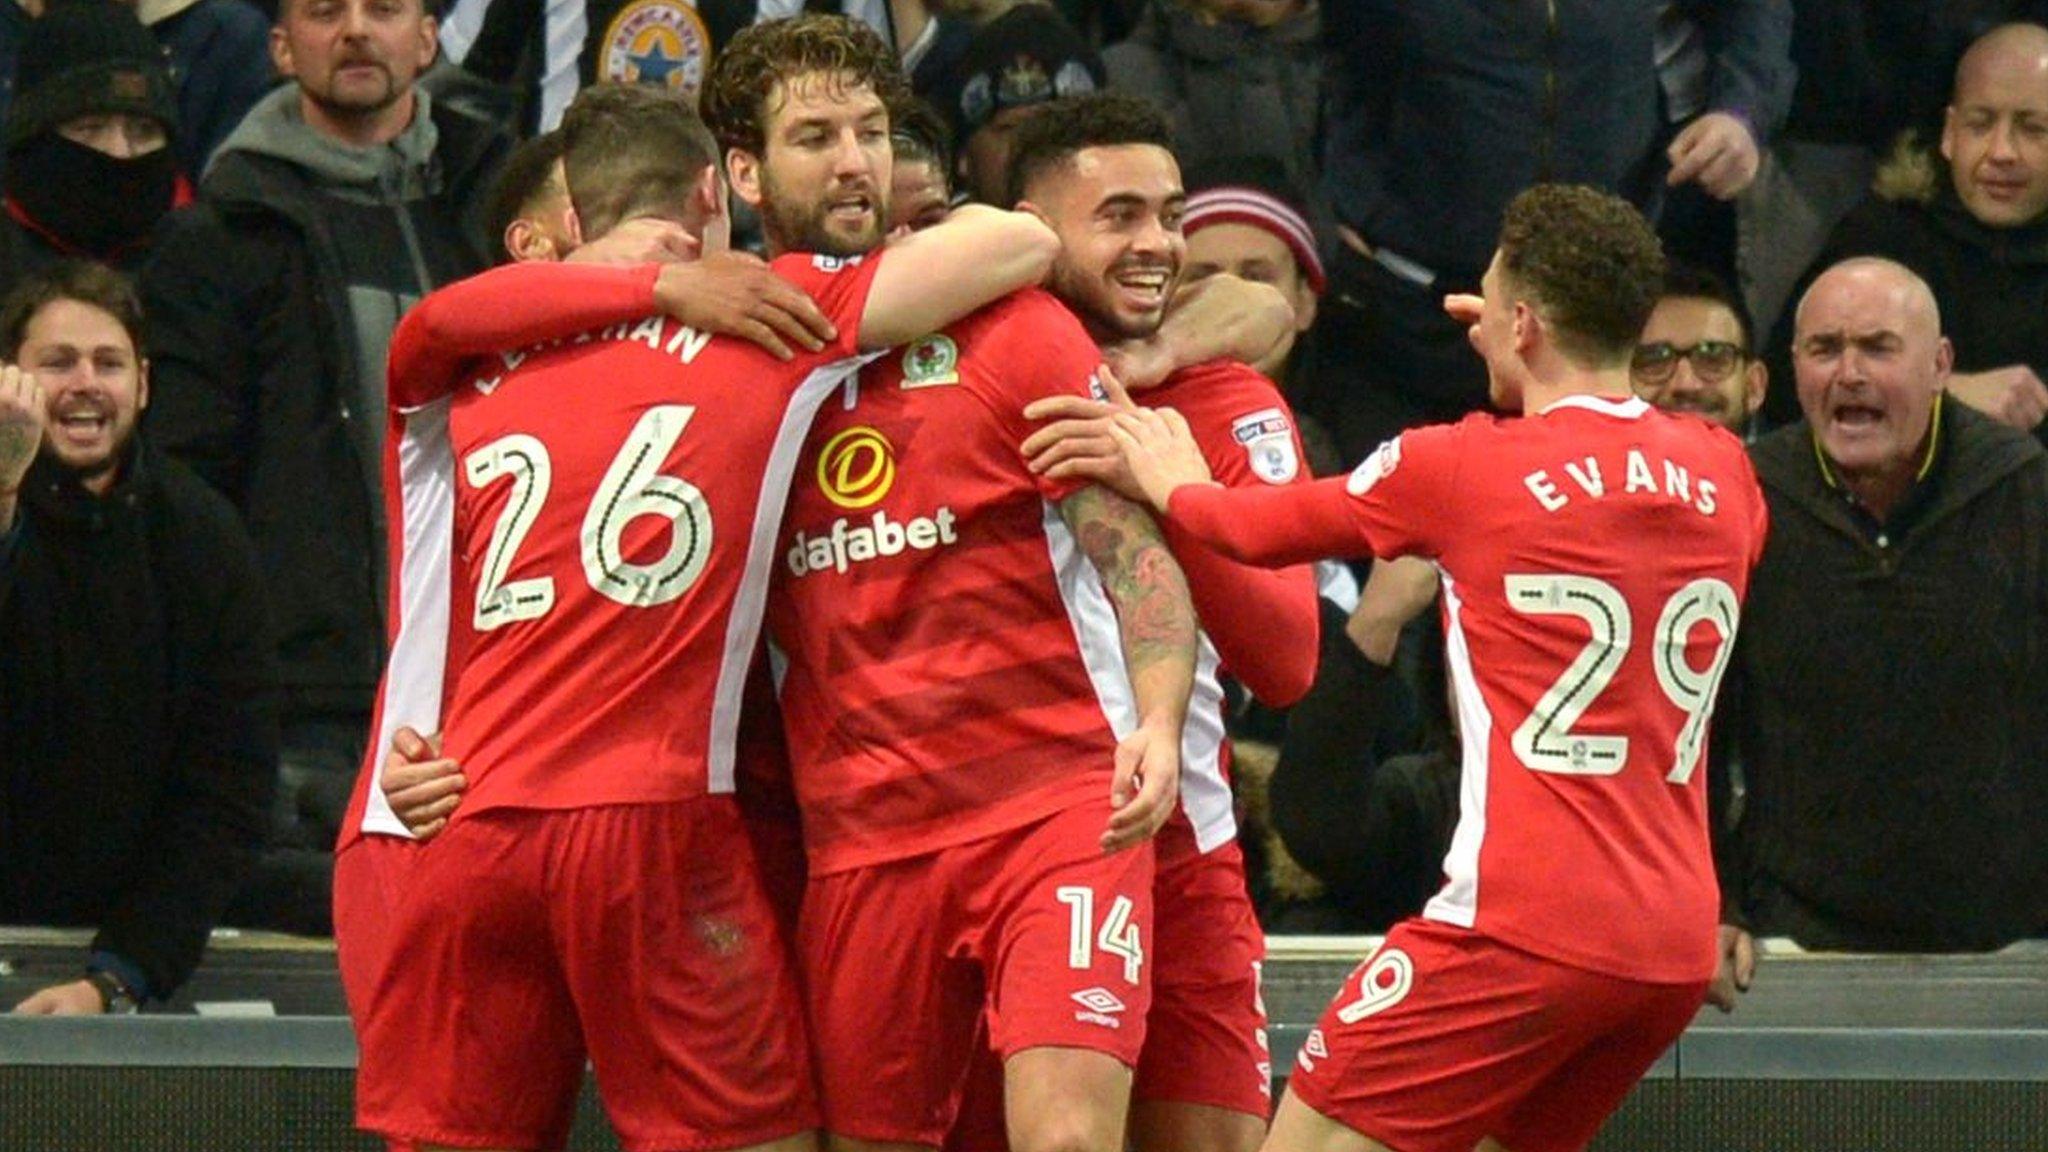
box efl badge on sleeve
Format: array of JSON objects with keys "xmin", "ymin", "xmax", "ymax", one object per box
[
  {"xmin": 600, "ymin": 0, "xmax": 713, "ymax": 106},
  {"xmin": 1231, "ymin": 407, "xmax": 1300, "ymax": 485},
  {"xmin": 901, "ymin": 335, "xmax": 960, "ymax": 388}
]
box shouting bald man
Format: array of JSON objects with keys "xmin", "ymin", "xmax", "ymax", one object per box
[{"xmin": 1712, "ymin": 257, "xmax": 2048, "ymax": 998}]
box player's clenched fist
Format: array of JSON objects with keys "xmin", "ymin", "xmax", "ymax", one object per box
[
  {"xmin": 0, "ymin": 363, "xmax": 47, "ymax": 495},
  {"xmin": 1105, "ymin": 405, "xmax": 1212, "ymax": 515}
]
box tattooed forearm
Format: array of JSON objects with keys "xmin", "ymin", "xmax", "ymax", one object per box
[{"xmin": 1062, "ymin": 485, "xmax": 1196, "ymax": 725}]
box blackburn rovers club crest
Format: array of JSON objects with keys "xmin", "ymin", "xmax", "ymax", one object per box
[
  {"xmin": 601, "ymin": 0, "xmax": 712, "ymax": 104},
  {"xmin": 901, "ymin": 335, "xmax": 960, "ymax": 388},
  {"xmin": 1231, "ymin": 408, "xmax": 1299, "ymax": 485}
]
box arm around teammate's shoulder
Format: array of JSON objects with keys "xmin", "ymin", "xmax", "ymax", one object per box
[{"xmin": 856, "ymin": 204, "xmax": 1058, "ymax": 350}]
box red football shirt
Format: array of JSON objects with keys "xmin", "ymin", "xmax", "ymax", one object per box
[
  {"xmin": 765, "ymin": 288, "xmax": 1127, "ymax": 875},
  {"xmin": 1141, "ymin": 360, "xmax": 1319, "ymax": 853},
  {"xmin": 1167, "ymin": 395, "xmax": 1767, "ymax": 982},
  {"xmin": 351, "ymin": 254, "xmax": 883, "ymax": 836}
]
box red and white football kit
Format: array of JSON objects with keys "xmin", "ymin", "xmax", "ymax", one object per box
[
  {"xmin": 331, "ymin": 261, "xmax": 700, "ymax": 1024},
  {"xmin": 768, "ymin": 289, "xmax": 1157, "ymax": 1144},
  {"xmin": 1165, "ymin": 396, "xmax": 1767, "ymax": 1152},
  {"xmin": 944, "ymin": 361, "xmax": 1318, "ymax": 1151},
  {"xmin": 1136, "ymin": 360, "xmax": 1318, "ymax": 1119},
  {"xmin": 350, "ymin": 254, "xmax": 883, "ymax": 1152}
]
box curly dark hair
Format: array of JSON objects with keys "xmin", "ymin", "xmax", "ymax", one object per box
[
  {"xmin": 700, "ymin": 14, "xmax": 909, "ymax": 158},
  {"xmin": 1004, "ymin": 91, "xmax": 1174, "ymax": 208},
  {"xmin": 1498, "ymin": 184, "xmax": 1666, "ymax": 367},
  {"xmin": 1, "ymin": 261, "xmax": 144, "ymax": 360}
]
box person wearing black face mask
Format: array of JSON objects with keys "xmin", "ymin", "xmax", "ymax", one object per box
[{"xmin": 0, "ymin": 0, "xmax": 187, "ymax": 293}]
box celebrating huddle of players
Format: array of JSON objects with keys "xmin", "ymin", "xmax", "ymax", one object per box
[{"xmin": 329, "ymin": 16, "xmax": 1767, "ymax": 1152}]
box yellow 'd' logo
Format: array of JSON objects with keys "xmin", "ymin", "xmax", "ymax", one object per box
[{"xmin": 817, "ymin": 426, "xmax": 895, "ymax": 510}]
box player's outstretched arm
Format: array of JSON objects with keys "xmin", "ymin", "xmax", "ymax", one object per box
[
  {"xmin": 1111, "ymin": 411, "xmax": 1382, "ymax": 569},
  {"xmin": 1103, "ymin": 274, "xmax": 1294, "ymax": 389},
  {"xmin": 386, "ymin": 262, "xmax": 667, "ymax": 409},
  {"xmin": 856, "ymin": 204, "xmax": 1059, "ymax": 351},
  {"xmin": 1058, "ymin": 485, "xmax": 1198, "ymax": 853},
  {"xmin": 388, "ymin": 256, "xmax": 842, "ymax": 408},
  {"xmin": 1023, "ymin": 375, "xmax": 1320, "ymax": 705}
]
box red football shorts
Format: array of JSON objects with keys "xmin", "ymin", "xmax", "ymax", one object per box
[
  {"xmin": 332, "ymin": 832, "xmax": 417, "ymax": 1025},
  {"xmin": 801, "ymin": 799, "xmax": 1156, "ymax": 1145},
  {"xmin": 941, "ymin": 817, "xmax": 1271, "ymax": 1152},
  {"xmin": 1288, "ymin": 918, "xmax": 1705, "ymax": 1152},
  {"xmin": 1136, "ymin": 818, "xmax": 1271, "ymax": 1117},
  {"xmin": 355, "ymin": 799, "xmax": 815, "ymax": 1152}
]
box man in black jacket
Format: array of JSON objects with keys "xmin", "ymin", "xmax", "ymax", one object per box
[
  {"xmin": 0, "ymin": 261, "xmax": 276, "ymax": 1014},
  {"xmin": 139, "ymin": 0, "xmax": 509, "ymax": 894},
  {"xmin": 1717, "ymin": 257, "xmax": 2048, "ymax": 983}
]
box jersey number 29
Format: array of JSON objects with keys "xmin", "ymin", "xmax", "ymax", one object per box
[{"xmin": 1505, "ymin": 574, "xmax": 1739, "ymax": 785}]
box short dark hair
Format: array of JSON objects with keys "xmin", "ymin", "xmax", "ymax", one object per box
[
  {"xmin": 890, "ymin": 94, "xmax": 952, "ymax": 179},
  {"xmin": 1004, "ymin": 91, "xmax": 1174, "ymax": 208},
  {"xmin": 0, "ymin": 261, "xmax": 145, "ymax": 360},
  {"xmin": 559, "ymin": 83, "xmax": 719, "ymax": 240},
  {"xmin": 1657, "ymin": 260, "xmax": 1755, "ymax": 351},
  {"xmin": 700, "ymin": 14, "xmax": 908, "ymax": 158},
  {"xmin": 483, "ymin": 129, "xmax": 565, "ymax": 257},
  {"xmin": 1498, "ymin": 184, "xmax": 1665, "ymax": 367}
]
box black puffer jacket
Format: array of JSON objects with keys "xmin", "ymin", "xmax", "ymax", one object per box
[
  {"xmin": 0, "ymin": 442, "xmax": 277, "ymax": 997},
  {"xmin": 140, "ymin": 88, "xmax": 507, "ymax": 721},
  {"xmin": 1719, "ymin": 405, "xmax": 2048, "ymax": 950}
]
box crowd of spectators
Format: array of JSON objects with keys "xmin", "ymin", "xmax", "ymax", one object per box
[{"xmin": 0, "ymin": 0, "xmax": 2043, "ymax": 1013}]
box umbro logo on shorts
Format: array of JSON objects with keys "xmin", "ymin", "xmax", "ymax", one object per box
[{"xmin": 1071, "ymin": 987, "xmax": 1126, "ymax": 1028}]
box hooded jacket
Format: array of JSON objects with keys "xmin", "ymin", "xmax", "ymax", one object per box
[
  {"xmin": 1718, "ymin": 404, "xmax": 2048, "ymax": 950},
  {"xmin": 1766, "ymin": 143, "xmax": 2048, "ymax": 443},
  {"xmin": 140, "ymin": 86, "xmax": 508, "ymax": 723},
  {"xmin": 0, "ymin": 440, "xmax": 277, "ymax": 998}
]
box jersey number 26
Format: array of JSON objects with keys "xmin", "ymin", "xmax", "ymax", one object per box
[{"xmin": 464, "ymin": 405, "xmax": 713, "ymax": 630}]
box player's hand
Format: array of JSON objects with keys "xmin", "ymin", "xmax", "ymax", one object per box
[
  {"xmin": 1705, "ymin": 924, "xmax": 1756, "ymax": 1013},
  {"xmin": 567, "ymin": 216, "xmax": 701, "ymax": 265},
  {"xmin": 1021, "ymin": 366, "xmax": 1144, "ymax": 492},
  {"xmin": 1102, "ymin": 715, "xmax": 1182, "ymax": 853},
  {"xmin": 1102, "ymin": 405, "xmax": 1214, "ymax": 514},
  {"xmin": 11, "ymin": 979, "xmax": 104, "ymax": 1015},
  {"xmin": 0, "ymin": 363, "xmax": 47, "ymax": 497},
  {"xmin": 381, "ymin": 726, "xmax": 464, "ymax": 842},
  {"xmin": 1346, "ymin": 555, "xmax": 1440, "ymax": 666},
  {"xmin": 1947, "ymin": 365, "xmax": 2048, "ymax": 431},
  {"xmin": 652, "ymin": 251, "xmax": 837, "ymax": 362},
  {"xmin": 1442, "ymin": 294, "xmax": 1484, "ymax": 327},
  {"xmin": 1666, "ymin": 112, "xmax": 1762, "ymax": 200},
  {"xmin": 1099, "ymin": 339, "xmax": 1175, "ymax": 391}
]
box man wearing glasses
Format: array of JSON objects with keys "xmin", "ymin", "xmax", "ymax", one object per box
[{"xmin": 1630, "ymin": 263, "xmax": 1768, "ymax": 437}]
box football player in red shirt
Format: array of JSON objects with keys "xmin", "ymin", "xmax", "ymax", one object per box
[
  {"xmin": 345, "ymin": 65, "xmax": 1064, "ymax": 1152},
  {"xmin": 1084, "ymin": 185, "xmax": 1768, "ymax": 1152},
  {"xmin": 939, "ymin": 93, "xmax": 1322, "ymax": 1152}
]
